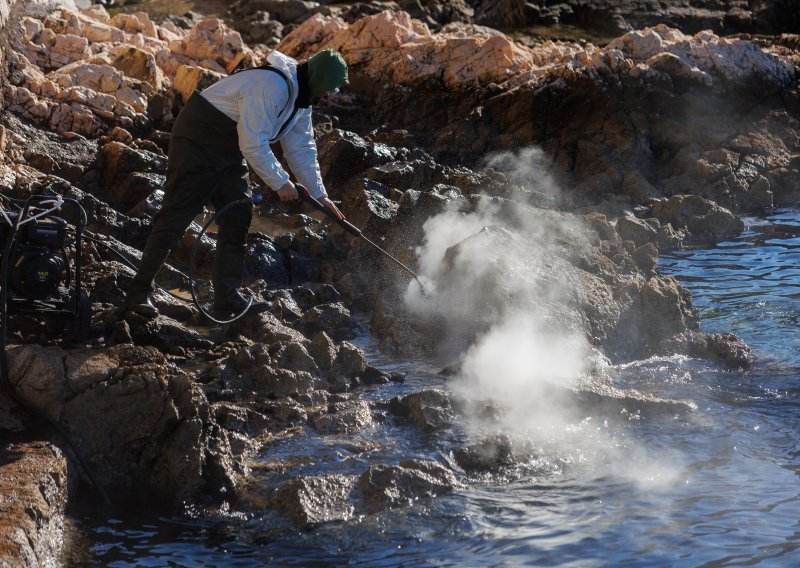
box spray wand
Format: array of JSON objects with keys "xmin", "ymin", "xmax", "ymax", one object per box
[{"xmin": 257, "ymin": 185, "xmax": 429, "ymax": 294}]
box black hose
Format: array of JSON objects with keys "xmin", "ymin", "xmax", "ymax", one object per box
[
  {"xmin": 187, "ymin": 198, "xmax": 254, "ymax": 324},
  {"xmin": 0, "ymin": 195, "xmax": 111, "ymax": 506}
]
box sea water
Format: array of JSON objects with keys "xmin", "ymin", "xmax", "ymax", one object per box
[{"xmin": 68, "ymin": 210, "xmax": 800, "ymax": 567}]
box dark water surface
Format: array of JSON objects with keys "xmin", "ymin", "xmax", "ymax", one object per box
[{"xmin": 67, "ymin": 210, "xmax": 800, "ymax": 566}]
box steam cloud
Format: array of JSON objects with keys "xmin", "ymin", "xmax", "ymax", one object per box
[{"xmin": 404, "ymin": 147, "xmax": 679, "ymax": 488}]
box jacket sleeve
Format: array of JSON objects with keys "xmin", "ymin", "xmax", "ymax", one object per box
[
  {"xmin": 279, "ymin": 109, "xmax": 327, "ymax": 199},
  {"xmin": 236, "ymin": 74, "xmax": 291, "ymax": 191}
]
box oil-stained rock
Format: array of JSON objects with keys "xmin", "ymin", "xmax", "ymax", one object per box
[
  {"xmin": 390, "ymin": 389, "xmax": 455, "ymax": 431},
  {"xmin": 453, "ymin": 434, "xmax": 516, "ymax": 472},
  {"xmin": 358, "ymin": 460, "xmax": 461, "ymax": 513},
  {"xmin": 272, "ymin": 474, "xmax": 357, "ymax": 530},
  {"xmin": 310, "ymin": 399, "xmax": 372, "ymax": 434}
]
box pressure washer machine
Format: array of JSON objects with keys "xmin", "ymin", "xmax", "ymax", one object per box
[{"xmin": 0, "ymin": 195, "xmax": 91, "ymax": 343}]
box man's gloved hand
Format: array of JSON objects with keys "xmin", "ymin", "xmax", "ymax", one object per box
[{"xmin": 276, "ymin": 181, "xmax": 299, "ymax": 202}]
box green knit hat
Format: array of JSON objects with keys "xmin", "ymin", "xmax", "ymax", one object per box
[{"xmin": 307, "ymin": 49, "xmax": 349, "ymax": 98}]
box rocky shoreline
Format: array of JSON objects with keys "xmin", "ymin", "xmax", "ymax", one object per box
[{"xmin": 0, "ymin": 1, "xmax": 797, "ymax": 565}]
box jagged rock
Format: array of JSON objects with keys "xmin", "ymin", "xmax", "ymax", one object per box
[
  {"xmin": 390, "ymin": 389, "xmax": 454, "ymax": 431},
  {"xmin": 257, "ymin": 367, "xmax": 323, "ymax": 398},
  {"xmin": 317, "ymin": 129, "xmax": 395, "ymax": 189},
  {"xmin": 213, "ymin": 402, "xmax": 272, "ymax": 436},
  {"xmin": 649, "ymin": 195, "xmax": 744, "ymax": 244},
  {"xmin": 661, "ymin": 331, "xmax": 754, "ymax": 369},
  {"xmin": 234, "ymin": 312, "xmax": 310, "ymax": 346},
  {"xmin": 611, "ymin": 276, "xmax": 699, "ymax": 358},
  {"xmin": 616, "ymin": 215, "xmax": 659, "ymax": 247},
  {"xmin": 262, "ymin": 398, "xmax": 309, "ymax": 424},
  {"xmin": 274, "ymin": 341, "xmax": 320, "ymax": 374},
  {"xmin": 100, "ymin": 140, "xmax": 167, "ymax": 213},
  {"xmin": 167, "ymin": 18, "xmax": 254, "ymax": 74},
  {"xmin": 272, "ymin": 474, "xmax": 357, "ymax": 530},
  {"xmin": 331, "ymin": 341, "xmax": 367, "ymax": 380},
  {"xmin": 246, "ymin": 235, "xmax": 290, "ymax": 287},
  {"xmin": 0, "ymin": 441, "xmax": 67, "ymax": 568},
  {"xmin": 311, "ymin": 399, "xmax": 372, "ymax": 434},
  {"xmin": 173, "ymin": 64, "xmax": 225, "ymax": 104},
  {"xmin": 474, "ymin": 0, "xmax": 526, "ymax": 28},
  {"xmin": 6, "ymin": 344, "xmax": 238, "ymax": 503},
  {"xmin": 397, "ymin": 0, "xmax": 474, "ymax": 28},
  {"xmin": 308, "ymin": 330, "xmax": 337, "ymax": 372},
  {"xmin": 107, "ymin": 44, "xmax": 165, "ymax": 91},
  {"xmin": 632, "ymin": 242, "xmax": 658, "ymax": 274},
  {"xmin": 296, "ymin": 302, "xmax": 353, "ymax": 340},
  {"xmin": 358, "ymin": 460, "xmax": 460, "ymax": 513},
  {"xmin": 279, "ymin": 11, "xmax": 535, "ymax": 89},
  {"xmin": 453, "ymin": 434, "xmax": 515, "ymax": 471}
]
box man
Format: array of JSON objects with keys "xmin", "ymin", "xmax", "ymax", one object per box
[{"xmin": 124, "ymin": 48, "xmax": 348, "ymax": 318}]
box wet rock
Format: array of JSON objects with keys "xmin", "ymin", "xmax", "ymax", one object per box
[
  {"xmin": 129, "ymin": 313, "xmax": 214, "ymax": 353},
  {"xmin": 308, "ymin": 330, "xmax": 337, "ymax": 372},
  {"xmin": 453, "ymin": 434, "xmax": 515, "ymax": 472},
  {"xmin": 358, "ymin": 460, "xmax": 460, "ymax": 513},
  {"xmin": 234, "ymin": 312, "xmax": 310, "ymax": 347},
  {"xmin": 566, "ymin": 384, "xmax": 697, "ymax": 420},
  {"xmin": 311, "ymin": 399, "xmax": 372, "ymax": 434},
  {"xmin": 246, "ymin": 235, "xmax": 289, "ymax": 287},
  {"xmin": 390, "ymin": 389, "xmax": 455, "ymax": 431},
  {"xmin": 296, "ymin": 302, "xmax": 353, "ymax": 340},
  {"xmin": 262, "ymin": 398, "xmax": 309, "ymax": 425},
  {"xmin": 611, "ymin": 276, "xmax": 699, "ymax": 358},
  {"xmin": 272, "ymin": 474, "xmax": 357, "ymax": 530},
  {"xmin": 274, "ymin": 341, "xmax": 320, "ymax": 374},
  {"xmin": 317, "ymin": 129, "xmax": 394, "ymax": 189},
  {"xmin": 213, "ymin": 402, "xmax": 272, "ymax": 437},
  {"xmin": 649, "ymin": 195, "xmax": 744, "ymax": 244},
  {"xmin": 265, "ymin": 289, "xmax": 304, "ymax": 323},
  {"xmin": 287, "ymin": 249, "xmax": 320, "ymax": 283},
  {"xmin": 332, "ymin": 341, "xmax": 367, "ymax": 379},
  {"xmin": 257, "ymin": 368, "xmax": 322, "ymax": 398},
  {"xmin": 632, "ymin": 242, "xmax": 658, "ymax": 274},
  {"xmin": 661, "ymin": 331, "xmax": 754, "ymax": 369},
  {"xmin": 339, "ymin": 179, "xmax": 400, "ymax": 236}
]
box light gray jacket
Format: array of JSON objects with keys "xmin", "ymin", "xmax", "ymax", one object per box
[{"xmin": 200, "ymin": 50, "xmax": 327, "ymax": 199}]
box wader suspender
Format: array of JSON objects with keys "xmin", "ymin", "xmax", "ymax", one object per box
[{"xmin": 236, "ymin": 64, "xmax": 299, "ymax": 142}]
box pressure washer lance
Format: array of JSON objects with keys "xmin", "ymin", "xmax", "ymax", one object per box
[{"xmin": 258, "ymin": 185, "xmax": 429, "ymax": 293}]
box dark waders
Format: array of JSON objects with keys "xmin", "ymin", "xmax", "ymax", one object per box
[{"xmin": 127, "ymin": 92, "xmax": 252, "ymax": 308}]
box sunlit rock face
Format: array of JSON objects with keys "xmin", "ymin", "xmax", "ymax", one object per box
[{"xmin": 4, "ymin": 5, "xmax": 254, "ymax": 138}]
